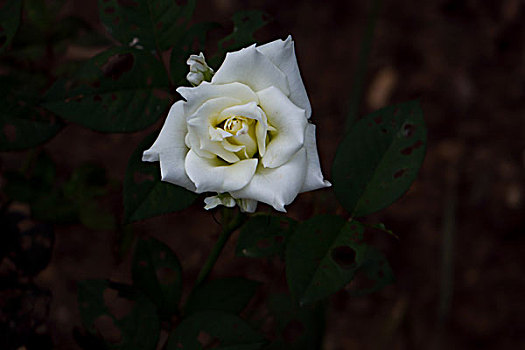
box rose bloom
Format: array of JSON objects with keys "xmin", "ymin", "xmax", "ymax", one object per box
[{"xmin": 143, "ymin": 36, "xmax": 330, "ymax": 212}]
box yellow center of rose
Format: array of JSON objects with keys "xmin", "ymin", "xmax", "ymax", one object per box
[
  {"xmin": 223, "ymin": 116, "xmax": 248, "ymax": 135},
  {"xmin": 217, "ymin": 116, "xmax": 258, "ymax": 160}
]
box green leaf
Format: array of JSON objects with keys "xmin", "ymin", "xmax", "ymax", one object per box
[
  {"xmin": 285, "ymin": 215, "xmax": 394, "ymax": 305},
  {"xmin": 77, "ymin": 280, "xmax": 160, "ymax": 350},
  {"xmin": 0, "ymin": 0, "xmax": 22, "ymax": 53},
  {"xmin": 217, "ymin": 11, "xmax": 269, "ymax": 58},
  {"xmin": 0, "ymin": 77, "xmax": 63, "ymax": 151},
  {"xmin": 43, "ymin": 46, "xmax": 170, "ymax": 133},
  {"xmin": 169, "ymin": 21, "xmax": 220, "ymax": 85},
  {"xmin": 263, "ymin": 294, "xmax": 324, "ymax": 350},
  {"xmin": 123, "ymin": 132, "xmax": 197, "ymax": 223},
  {"xmin": 98, "ymin": 0, "xmax": 196, "ymax": 50},
  {"xmin": 132, "ymin": 236, "xmax": 182, "ymax": 318},
  {"xmin": 166, "ymin": 311, "xmax": 266, "ymax": 350},
  {"xmin": 235, "ymin": 215, "xmax": 297, "ymax": 258},
  {"xmin": 184, "ymin": 277, "xmax": 259, "ymax": 316},
  {"xmin": 332, "ymin": 100, "xmax": 426, "ymax": 217}
]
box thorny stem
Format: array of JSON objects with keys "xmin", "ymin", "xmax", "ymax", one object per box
[{"xmin": 194, "ymin": 207, "xmax": 246, "ymax": 287}]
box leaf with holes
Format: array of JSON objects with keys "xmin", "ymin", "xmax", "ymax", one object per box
[
  {"xmin": 99, "ymin": 0, "xmax": 196, "ymax": 50},
  {"xmin": 263, "ymin": 294, "xmax": 324, "ymax": 350},
  {"xmin": 184, "ymin": 277, "xmax": 260, "ymax": 316},
  {"xmin": 235, "ymin": 215, "xmax": 297, "ymax": 258},
  {"xmin": 43, "ymin": 46, "xmax": 170, "ymax": 133},
  {"xmin": 0, "ymin": 78, "xmax": 63, "ymax": 151},
  {"xmin": 166, "ymin": 311, "xmax": 266, "ymax": 350},
  {"xmin": 132, "ymin": 236, "xmax": 182, "ymax": 318},
  {"xmin": 123, "ymin": 132, "xmax": 197, "ymax": 223},
  {"xmin": 213, "ymin": 10, "xmax": 269, "ymax": 64},
  {"xmin": 170, "ymin": 21, "xmax": 220, "ymax": 85},
  {"xmin": 285, "ymin": 215, "xmax": 394, "ymax": 305},
  {"xmin": 332, "ymin": 100, "xmax": 426, "ymax": 217},
  {"xmin": 77, "ymin": 280, "xmax": 159, "ymax": 350},
  {"xmin": 0, "ymin": 0, "xmax": 22, "ymax": 53}
]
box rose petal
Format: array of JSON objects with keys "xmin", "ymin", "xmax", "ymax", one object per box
[
  {"xmin": 301, "ymin": 123, "xmax": 332, "ymax": 192},
  {"xmin": 237, "ymin": 198, "xmax": 258, "ymax": 213},
  {"xmin": 257, "ymin": 36, "xmax": 312, "ymax": 118},
  {"xmin": 231, "ymin": 148, "xmax": 307, "ymax": 212},
  {"xmin": 177, "ymin": 82, "xmax": 258, "ymax": 116},
  {"xmin": 257, "ymin": 86, "xmax": 308, "ymax": 168},
  {"xmin": 220, "ymin": 102, "xmax": 269, "ymax": 156},
  {"xmin": 212, "ymin": 45, "xmax": 290, "ymax": 95},
  {"xmin": 185, "ymin": 149, "xmax": 258, "ymax": 193},
  {"xmin": 187, "ymin": 97, "xmax": 241, "ymax": 163},
  {"xmin": 142, "ymin": 101, "xmax": 196, "ymax": 191}
]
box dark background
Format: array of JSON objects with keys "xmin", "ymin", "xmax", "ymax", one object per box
[{"xmin": 1, "ymin": 0, "xmax": 524, "ymax": 348}]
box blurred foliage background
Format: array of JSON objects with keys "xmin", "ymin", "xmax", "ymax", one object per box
[{"xmin": 0, "ymin": 0, "xmax": 524, "ymax": 349}]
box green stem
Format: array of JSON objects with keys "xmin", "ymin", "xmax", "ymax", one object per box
[
  {"xmin": 194, "ymin": 208, "xmax": 245, "ymax": 287},
  {"xmin": 344, "ymin": 0, "xmax": 383, "ymax": 133}
]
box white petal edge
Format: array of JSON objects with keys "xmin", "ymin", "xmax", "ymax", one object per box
[
  {"xmin": 256, "ymin": 36, "xmax": 312, "ymax": 118},
  {"xmin": 177, "ymin": 82, "xmax": 259, "ymax": 116},
  {"xmin": 185, "ymin": 149, "xmax": 258, "ymax": 193},
  {"xmin": 257, "ymin": 86, "xmax": 308, "ymax": 168},
  {"xmin": 142, "ymin": 101, "xmax": 196, "ymax": 191},
  {"xmin": 300, "ymin": 123, "xmax": 332, "ymax": 192},
  {"xmin": 231, "ymin": 148, "xmax": 307, "ymax": 212},
  {"xmin": 212, "ymin": 45, "xmax": 290, "ymax": 96}
]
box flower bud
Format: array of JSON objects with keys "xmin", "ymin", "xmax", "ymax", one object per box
[{"xmin": 186, "ymin": 53, "xmax": 214, "ymax": 86}]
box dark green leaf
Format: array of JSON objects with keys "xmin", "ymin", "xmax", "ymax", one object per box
[
  {"xmin": 98, "ymin": 0, "xmax": 196, "ymax": 50},
  {"xmin": 286, "ymin": 216, "xmax": 394, "ymax": 305},
  {"xmin": 184, "ymin": 277, "xmax": 259, "ymax": 316},
  {"xmin": 332, "ymin": 100, "xmax": 426, "ymax": 217},
  {"xmin": 132, "ymin": 236, "xmax": 182, "ymax": 318},
  {"xmin": 0, "ymin": 80, "xmax": 63, "ymax": 151},
  {"xmin": 123, "ymin": 132, "xmax": 197, "ymax": 223},
  {"xmin": 216, "ymin": 11, "xmax": 269, "ymax": 59},
  {"xmin": 0, "ymin": 0, "xmax": 22, "ymax": 53},
  {"xmin": 263, "ymin": 294, "xmax": 324, "ymax": 350},
  {"xmin": 236, "ymin": 215, "xmax": 297, "ymax": 258},
  {"xmin": 43, "ymin": 46, "xmax": 170, "ymax": 133},
  {"xmin": 170, "ymin": 21, "xmax": 220, "ymax": 85},
  {"xmin": 166, "ymin": 311, "xmax": 265, "ymax": 350},
  {"xmin": 77, "ymin": 280, "xmax": 160, "ymax": 350}
]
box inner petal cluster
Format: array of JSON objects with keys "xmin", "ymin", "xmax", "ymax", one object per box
[{"xmin": 187, "ymin": 97, "xmax": 273, "ymax": 165}]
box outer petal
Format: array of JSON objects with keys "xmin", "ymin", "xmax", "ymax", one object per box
[
  {"xmin": 257, "ymin": 36, "xmax": 312, "ymax": 118},
  {"xmin": 212, "ymin": 45, "xmax": 290, "ymax": 96},
  {"xmin": 230, "ymin": 148, "xmax": 307, "ymax": 212},
  {"xmin": 185, "ymin": 149, "xmax": 258, "ymax": 193},
  {"xmin": 257, "ymin": 86, "xmax": 308, "ymax": 168},
  {"xmin": 142, "ymin": 101, "xmax": 196, "ymax": 191},
  {"xmin": 177, "ymin": 82, "xmax": 258, "ymax": 116},
  {"xmin": 300, "ymin": 123, "xmax": 332, "ymax": 192}
]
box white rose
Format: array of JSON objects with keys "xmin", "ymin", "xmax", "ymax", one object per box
[{"xmin": 143, "ymin": 36, "xmax": 330, "ymax": 213}]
